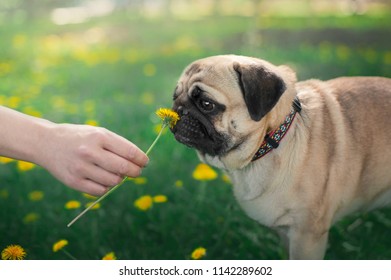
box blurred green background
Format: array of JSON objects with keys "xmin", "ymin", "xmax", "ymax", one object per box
[{"xmin": 1, "ymin": 0, "xmax": 391, "ymax": 260}]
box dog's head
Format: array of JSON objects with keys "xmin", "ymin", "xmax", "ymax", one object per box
[{"xmin": 171, "ymin": 55, "xmax": 297, "ymax": 169}]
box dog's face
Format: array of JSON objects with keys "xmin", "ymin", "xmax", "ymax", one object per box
[{"xmin": 171, "ymin": 55, "xmax": 297, "ymax": 169}]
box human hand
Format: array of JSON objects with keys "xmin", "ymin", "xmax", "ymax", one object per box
[{"xmin": 37, "ymin": 124, "xmax": 149, "ymax": 196}]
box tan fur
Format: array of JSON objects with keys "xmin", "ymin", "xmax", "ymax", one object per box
[{"xmin": 173, "ymin": 55, "xmax": 391, "ymax": 259}]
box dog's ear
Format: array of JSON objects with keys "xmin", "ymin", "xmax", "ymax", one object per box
[{"xmin": 233, "ymin": 62, "xmax": 286, "ymax": 121}]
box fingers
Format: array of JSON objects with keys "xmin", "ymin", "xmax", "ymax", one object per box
[
  {"xmin": 73, "ymin": 179, "xmax": 108, "ymax": 197},
  {"xmin": 103, "ymin": 133, "xmax": 149, "ymax": 168},
  {"xmin": 94, "ymin": 149, "xmax": 143, "ymax": 178}
]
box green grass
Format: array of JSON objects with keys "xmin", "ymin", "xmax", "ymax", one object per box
[{"xmin": 1, "ymin": 10, "xmax": 391, "ymax": 260}]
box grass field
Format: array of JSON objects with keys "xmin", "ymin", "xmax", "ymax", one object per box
[{"xmin": 1, "ymin": 6, "xmax": 391, "ymax": 260}]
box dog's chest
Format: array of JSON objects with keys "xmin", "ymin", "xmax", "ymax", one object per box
[{"xmin": 229, "ymin": 171, "xmax": 294, "ymax": 227}]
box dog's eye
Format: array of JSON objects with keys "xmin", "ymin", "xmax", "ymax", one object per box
[{"xmin": 199, "ymin": 99, "xmax": 215, "ymax": 112}]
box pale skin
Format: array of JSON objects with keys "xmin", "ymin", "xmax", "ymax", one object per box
[{"xmin": 0, "ymin": 106, "xmax": 149, "ymax": 196}]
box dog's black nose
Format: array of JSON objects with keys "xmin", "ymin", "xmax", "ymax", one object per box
[{"xmin": 177, "ymin": 106, "xmax": 188, "ymax": 116}]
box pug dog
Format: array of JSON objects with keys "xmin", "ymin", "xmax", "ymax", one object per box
[{"xmin": 170, "ymin": 55, "xmax": 391, "ymax": 259}]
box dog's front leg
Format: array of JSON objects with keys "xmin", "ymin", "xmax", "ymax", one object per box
[{"xmin": 287, "ymin": 228, "xmax": 329, "ymax": 260}]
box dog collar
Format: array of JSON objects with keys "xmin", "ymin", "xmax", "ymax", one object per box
[{"xmin": 251, "ymin": 97, "xmax": 301, "ymax": 162}]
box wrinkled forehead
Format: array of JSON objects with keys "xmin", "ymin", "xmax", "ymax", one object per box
[{"xmin": 175, "ymin": 58, "xmax": 240, "ymax": 103}]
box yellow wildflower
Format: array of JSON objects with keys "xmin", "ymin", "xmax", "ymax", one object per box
[
  {"xmin": 23, "ymin": 107, "xmax": 42, "ymax": 118},
  {"xmin": 221, "ymin": 173, "xmax": 231, "ymax": 184},
  {"xmin": 28, "ymin": 190, "xmax": 44, "ymax": 201},
  {"xmin": 156, "ymin": 108, "xmax": 180, "ymax": 129},
  {"xmin": 1, "ymin": 244, "xmax": 27, "ymax": 260},
  {"xmin": 191, "ymin": 247, "xmax": 206, "ymax": 260},
  {"xmin": 85, "ymin": 119, "xmax": 99, "ymax": 126},
  {"xmin": 102, "ymin": 251, "xmax": 117, "ymax": 260},
  {"xmin": 153, "ymin": 123, "xmax": 167, "ymax": 135},
  {"xmin": 134, "ymin": 195, "xmax": 153, "ymax": 211},
  {"xmin": 0, "ymin": 156, "xmax": 14, "ymax": 164},
  {"xmin": 65, "ymin": 200, "xmax": 81, "ymax": 209},
  {"xmin": 175, "ymin": 180, "xmax": 183, "ymax": 188},
  {"xmin": 192, "ymin": 163, "xmax": 218, "ymax": 181},
  {"xmin": 82, "ymin": 193, "xmax": 97, "ymax": 200},
  {"xmin": 23, "ymin": 212, "xmax": 40, "ymax": 224},
  {"xmin": 7, "ymin": 96, "xmax": 21, "ymax": 108},
  {"xmin": 17, "ymin": 160, "xmax": 35, "ymax": 172},
  {"xmin": 53, "ymin": 239, "xmax": 68, "ymax": 252},
  {"xmin": 153, "ymin": 195, "xmax": 168, "ymax": 203},
  {"xmin": 134, "ymin": 177, "xmax": 147, "ymax": 185},
  {"xmin": 85, "ymin": 201, "xmax": 101, "ymax": 210}
]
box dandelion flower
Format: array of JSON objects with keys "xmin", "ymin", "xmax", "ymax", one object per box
[
  {"xmin": 191, "ymin": 247, "xmax": 206, "ymax": 260},
  {"xmin": 134, "ymin": 195, "xmax": 153, "ymax": 211},
  {"xmin": 28, "ymin": 190, "xmax": 44, "ymax": 201},
  {"xmin": 156, "ymin": 108, "xmax": 180, "ymax": 129},
  {"xmin": 52, "ymin": 239, "xmax": 68, "ymax": 252},
  {"xmin": 17, "ymin": 160, "xmax": 35, "ymax": 172},
  {"xmin": 102, "ymin": 251, "xmax": 117, "ymax": 260},
  {"xmin": 175, "ymin": 180, "xmax": 183, "ymax": 188},
  {"xmin": 192, "ymin": 163, "xmax": 218, "ymax": 181},
  {"xmin": 23, "ymin": 212, "xmax": 40, "ymax": 224},
  {"xmin": 85, "ymin": 201, "xmax": 100, "ymax": 210},
  {"xmin": 65, "ymin": 200, "xmax": 81, "ymax": 209},
  {"xmin": 0, "ymin": 156, "xmax": 14, "ymax": 164},
  {"xmin": 134, "ymin": 177, "xmax": 147, "ymax": 185},
  {"xmin": 1, "ymin": 244, "xmax": 27, "ymax": 260},
  {"xmin": 153, "ymin": 195, "xmax": 168, "ymax": 203},
  {"xmin": 82, "ymin": 193, "xmax": 97, "ymax": 200},
  {"xmin": 85, "ymin": 119, "xmax": 99, "ymax": 126}
]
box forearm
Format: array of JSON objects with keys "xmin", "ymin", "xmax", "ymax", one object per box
[{"xmin": 0, "ymin": 106, "xmax": 54, "ymax": 164}]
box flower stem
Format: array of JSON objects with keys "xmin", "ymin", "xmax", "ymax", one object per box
[
  {"xmin": 67, "ymin": 123, "xmax": 167, "ymax": 227},
  {"xmin": 62, "ymin": 249, "xmax": 77, "ymax": 260},
  {"xmin": 145, "ymin": 123, "xmax": 167, "ymax": 155}
]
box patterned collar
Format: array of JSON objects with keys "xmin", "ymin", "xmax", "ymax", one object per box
[{"xmin": 251, "ymin": 97, "xmax": 302, "ymax": 162}]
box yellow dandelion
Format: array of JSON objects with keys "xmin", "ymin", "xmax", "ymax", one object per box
[
  {"xmin": 17, "ymin": 160, "xmax": 35, "ymax": 172},
  {"xmin": 82, "ymin": 193, "xmax": 97, "ymax": 200},
  {"xmin": 7, "ymin": 96, "xmax": 21, "ymax": 109},
  {"xmin": 156, "ymin": 108, "xmax": 180, "ymax": 129},
  {"xmin": 221, "ymin": 173, "xmax": 231, "ymax": 184},
  {"xmin": 102, "ymin": 251, "xmax": 117, "ymax": 260},
  {"xmin": 175, "ymin": 180, "xmax": 183, "ymax": 188},
  {"xmin": 192, "ymin": 163, "xmax": 218, "ymax": 181},
  {"xmin": 85, "ymin": 201, "xmax": 101, "ymax": 210},
  {"xmin": 85, "ymin": 119, "xmax": 99, "ymax": 126},
  {"xmin": 23, "ymin": 212, "xmax": 40, "ymax": 224},
  {"xmin": 65, "ymin": 200, "xmax": 81, "ymax": 209},
  {"xmin": 153, "ymin": 123, "xmax": 167, "ymax": 135},
  {"xmin": 153, "ymin": 195, "xmax": 168, "ymax": 203},
  {"xmin": 191, "ymin": 247, "xmax": 206, "ymax": 260},
  {"xmin": 0, "ymin": 156, "xmax": 14, "ymax": 164},
  {"xmin": 52, "ymin": 239, "xmax": 68, "ymax": 252},
  {"xmin": 28, "ymin": 190, "xmax": 44, "ymax": 201},
  {"xmin": 23, "ymin": 107, "xmax": 42, "ymax": 118},
  {"xmin": 134, "ymin": 177, "xmax": 147, "ymax": 185},
  {"xmin": 134, "ymin": 195, "xmax": 153, "ymax": 211},
  {"xmin": 1, "ymin": 244, "xmax": 27, "ymax": 260}
]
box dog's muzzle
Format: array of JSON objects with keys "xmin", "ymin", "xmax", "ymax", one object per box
[{"xmin": 170, "ymin": 106, "xmax": 225, "ymax": 156}]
